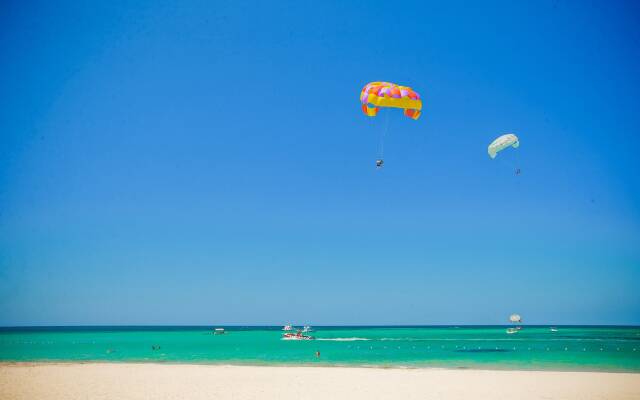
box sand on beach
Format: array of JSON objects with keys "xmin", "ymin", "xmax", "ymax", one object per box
[{"xmin": 1, "ymin": 362, "xmax": 639, "ymax": 400}]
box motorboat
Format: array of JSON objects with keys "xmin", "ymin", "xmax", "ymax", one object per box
[
  {"xmin": 282, "ymin": 330, "xmax": 315, "ymax": 340},
  {"xmin": 302, "ymin": 325, "xmax": 313, "ymax": 333},
  {"xmin": 550, "ymin": 327, "xmax": 558, "ymax": 332},
  {"xmin": 213, "ymin": 328, "xmax": 226, "ymax": 335},
  {"xmin": 283, "ymin": 324, "xmax": 293, "ymax": 331},
  {"xmin": 506, "ymin": 328, "xmax": 518, "ymax": 334}
]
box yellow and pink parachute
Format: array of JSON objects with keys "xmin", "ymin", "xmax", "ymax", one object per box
[{"xmin": 360, "ymin": 82, "xmax": 422, "ymax": 120}]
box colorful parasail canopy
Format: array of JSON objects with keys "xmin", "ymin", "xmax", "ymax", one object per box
[
  {"xmin": 360, "ymin": 82, "xmax": 422, "ymax": 120},
  {"xmin": 488, "ymin": 134, "xmax": 519, "ymax": 159}
]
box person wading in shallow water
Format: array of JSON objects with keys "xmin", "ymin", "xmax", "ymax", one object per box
[{"xmin": 315, "ymin": 351, "xmax": 320, "ymax": 358}]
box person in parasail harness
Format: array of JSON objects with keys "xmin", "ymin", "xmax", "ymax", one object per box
[{"xmin": 376, "ymin": 159, "xmax": 384, "ymax": 168}]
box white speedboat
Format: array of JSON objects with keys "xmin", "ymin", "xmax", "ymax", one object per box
[
  {"xmin": 302, "ymin": 325, "xmax": 313, "ymax": 333},
  {"xmin": 550, "ymin": 327, "xmax": 558, "ymax": 332},
  {"xmin": 282, "ymin": 330, "xmax": 315, "ymax": 340},
  {"xmin": 506, "ymin": 328, "xmax": 518, "ymax": 334},
  {"xmin": 213, "ymin": 328, "xmax": 225, "ymax": 335}
]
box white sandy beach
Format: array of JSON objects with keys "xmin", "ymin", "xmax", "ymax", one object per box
[{"xmin": 1, "ymin": 363, "xmax": 639, "ymax": 400}]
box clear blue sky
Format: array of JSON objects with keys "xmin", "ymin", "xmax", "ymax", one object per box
[{"xmin": 1, "ymin": 0, "xmax": 639, "ymax": 326}]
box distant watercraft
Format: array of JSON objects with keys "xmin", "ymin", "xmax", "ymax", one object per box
[
  {"xmin": 283, "ymin": 324, "xmax": 293, "ymax": 331},
  {"xmin": 282, "ymin": 330, "xmax": 315, "ymax": 340},
  {"xmin": 550, "ymin": 327, "xmax": 558, "ymax": 332},
  {"xmin": 506, "ymin": 328, "xmax": 518, "ymax": 334},
  {"xmin": 302, "ymin": 325, "xmax": 313, "ymax": 333},
  {"xmin": 213, "ymin": 328, "xmax": 226, "ymax": 335}
]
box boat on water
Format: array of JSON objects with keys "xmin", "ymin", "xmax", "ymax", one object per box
[
  {"xmin": 282, "ymin": 330, "xmax": 315, "ymax": 340},
  {"xmin": 213, "ymin": 328, "xmax": 226, "ymax": 335},
  {"xmin": 302, "ymin": 325, "xmax": 313, "ymax": 333},
  {"xmin": 283, "ymin": 324, "xmax": 293, "ymax": 331},
  {"xmin": 550, "ymin": 327, "xmax": 558, "ymax": 332},
  {"xmin": 506, "ymin": 328, "xmax": 518, "ymax": 334}
]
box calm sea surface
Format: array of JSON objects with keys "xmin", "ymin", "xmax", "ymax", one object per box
[{"xmin": 1, "ymin": 326, "xmax": 639, "ymax": 372}]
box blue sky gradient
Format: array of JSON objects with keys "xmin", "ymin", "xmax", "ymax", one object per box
[{"xmin": 1, "ymin": 0, "xmax": 639, "ymax": 325}]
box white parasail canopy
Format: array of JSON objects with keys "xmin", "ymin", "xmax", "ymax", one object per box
[
  {"xmin": 488, "ymin": 134, "xmax": 519, "ymax": 159},
  {"xmin": 509, "ymin": 314, "xmax": 522, "ymax": 323}
]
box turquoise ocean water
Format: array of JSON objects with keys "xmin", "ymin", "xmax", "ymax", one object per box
[{"xmin": 1, "ymin": 326, "xmax": 639, "ymax": 372}]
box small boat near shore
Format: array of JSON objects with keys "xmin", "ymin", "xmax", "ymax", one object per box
[{"xmin": 213, "ymin": 328, "xmax": 226, "ymax": 335}]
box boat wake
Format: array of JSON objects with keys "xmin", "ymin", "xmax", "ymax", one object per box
[{"xmin": 316, "ymin": 337, "xmax": 371, "ymax": 341}]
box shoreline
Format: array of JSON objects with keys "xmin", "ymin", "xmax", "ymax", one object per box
[
  {"xmin": 2, "ymin": 362, "xmax": 639, "ymax": 400},
  {"xmin": 2, "ymin": 359, "xmax": 640, "ymax": 374}
]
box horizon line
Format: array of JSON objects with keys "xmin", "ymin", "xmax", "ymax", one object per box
[{"xmin": 2, "ymin": 324, "xmax": 639, "ymax": 329}]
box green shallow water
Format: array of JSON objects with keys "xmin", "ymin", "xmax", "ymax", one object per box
[{"xmin": 1, "ymin": 326, "xmax": 639, "ymax": 372}]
